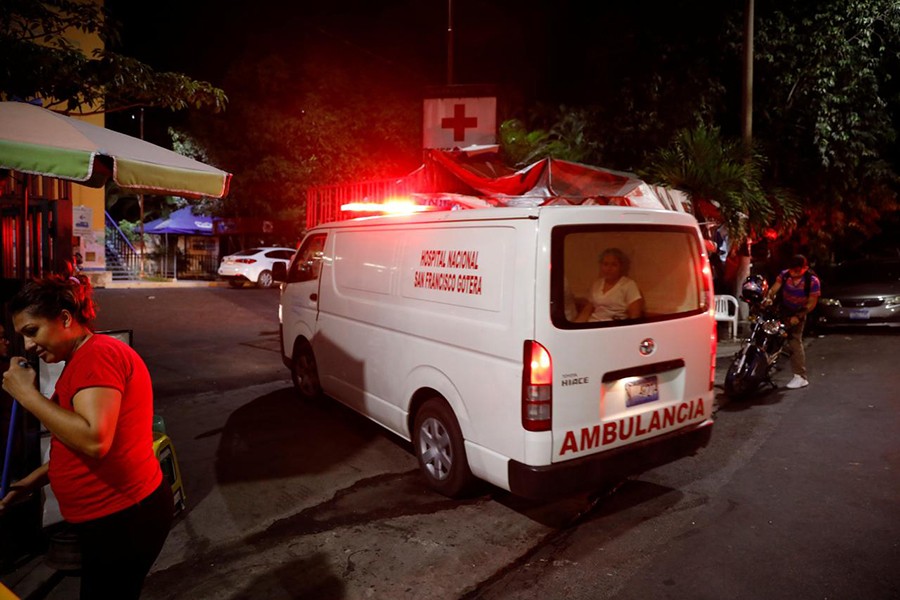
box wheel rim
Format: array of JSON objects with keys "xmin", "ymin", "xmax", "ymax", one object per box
[
  {"xmin": 258, "ymin": 271, "xmax": 273, "ymax": 288},
  {"xmin": 418, "ymin": 417, "xmax": 453, "ymax": 481},
  {"xmin": 294, "ymin": 352, "xmax": 318, "ymax": 397}
]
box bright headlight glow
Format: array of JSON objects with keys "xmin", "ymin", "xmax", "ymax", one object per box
[{"xmin": 762, "ymin": 320, "xmax": 783, "ymax": 335}]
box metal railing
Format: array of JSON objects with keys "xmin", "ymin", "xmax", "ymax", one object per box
[
  {"xmin": 150, "ymin": 252, "xmax": 218, "ymax": 280},
  {"xmin": 104, "ymin": 212, "xmax": 140, "ymax": 280}
]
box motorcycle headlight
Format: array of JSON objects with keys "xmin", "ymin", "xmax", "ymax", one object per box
[{"xmin": 762, "ymin": 320, "xmax": 783, "ymax": 335}]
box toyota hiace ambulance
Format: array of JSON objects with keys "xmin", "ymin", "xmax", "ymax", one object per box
[{"xmin": 278, "ymin": 205, "xmax": 716, "ymax": 499}]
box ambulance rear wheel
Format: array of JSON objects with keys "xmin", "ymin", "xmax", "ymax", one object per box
[
  {"xmin": 292, "ymin": 343, "xmax": 322, "ymax": 400},
  {"xmin": 413, "ymin": 398, "xmax": 474, "ymax": 498}
]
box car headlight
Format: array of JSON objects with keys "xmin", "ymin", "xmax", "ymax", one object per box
[
  {"xmin": 885, "ymin": 295, "xmax": 900, "ymax": 307},
  {"xmin": 819, "ymin": 298, "xmax": 840, "ymax": 307}
]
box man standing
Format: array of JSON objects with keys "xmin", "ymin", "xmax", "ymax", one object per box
[{"xmin": 766, "ymin": 254, "xmax": 821, "ymax": 389}]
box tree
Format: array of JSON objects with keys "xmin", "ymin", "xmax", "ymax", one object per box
[
  {"xmin": 499, "ymin": 106, "xmax": 600, "ymax": 167},
  {"xmin": 179, "ymin": 32, "xmax": 423, "ymax": 223},
  {"xmin": 0, "ymin": 0, "xmax": 226, "ymax": 115},
  {"xmin": 744, "ymin": 0, "xmax": 900, "ymax": 259},
  {"xmin": 641, "ymin": 124, "xmax": 800, "ymax": 244}
]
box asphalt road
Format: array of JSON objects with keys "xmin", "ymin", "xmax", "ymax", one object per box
[
  {"xmin": 3, "ymin": 287, "xmax": 899, "ymax": 599},
  {"xmin": 92, "ymin": 286, "xmax": 288, "ymax": 401}
]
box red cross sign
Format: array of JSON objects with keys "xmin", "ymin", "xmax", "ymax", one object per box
[
  {"xmin": 441, "ymin": 104, "xmax": 478, "ymax": 141},
  {"xmin": 423, "ymin": 97, "xmax": 497, "ymax": 149}
]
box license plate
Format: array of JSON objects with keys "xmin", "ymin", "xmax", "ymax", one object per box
[
  {"xmin": 625, "ymin": 375, "xmax": 659, "ymax": 407},
  {"xmin": 849, "ymin": 308, "xmax": 870, "ymax": 320}
]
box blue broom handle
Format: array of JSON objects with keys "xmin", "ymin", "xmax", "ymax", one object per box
[{"xmin": 1, "ymin": 399, "xmax": 19, "ymax": 497}]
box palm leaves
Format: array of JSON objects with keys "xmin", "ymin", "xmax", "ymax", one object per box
[{"xmin": 642, "ymin": 124, "xmax": 800, "ymax": 244}]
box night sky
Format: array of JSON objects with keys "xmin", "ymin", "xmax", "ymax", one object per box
[{"xmin": 105, "ymin": 1, "xmax": 733, "ymax": 108}]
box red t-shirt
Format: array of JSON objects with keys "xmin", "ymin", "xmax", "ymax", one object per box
[{"xmin": 48, "ymin": 334, "xmax": 162, "ymax": 523}]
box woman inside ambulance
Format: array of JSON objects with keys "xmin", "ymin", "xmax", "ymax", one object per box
[{"xmin": 574, "ymin": 247, "xmax": 643, "ymax": 322}]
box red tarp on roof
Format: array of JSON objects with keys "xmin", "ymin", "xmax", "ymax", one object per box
[{"xmin": 305, "ymin": 147, "xmax": 689, "ymax": 228}]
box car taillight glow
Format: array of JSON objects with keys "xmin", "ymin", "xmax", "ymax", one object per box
[
  {"xmin": 235, "ymin": 258, "xmax": 257, "ymax": 264},
  {"xmin": 522, "ymin": 340, "xmax": 552, "ymax": 432}
]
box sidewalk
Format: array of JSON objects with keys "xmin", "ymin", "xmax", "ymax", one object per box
[{"xmin": 102, "ymin": 279, "xmax": 230, "ymax": 289}]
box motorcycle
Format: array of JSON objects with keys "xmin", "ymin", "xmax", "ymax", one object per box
[{"xmin": 723, "ymin": 275, "xmax": 790, "ymax": 398}]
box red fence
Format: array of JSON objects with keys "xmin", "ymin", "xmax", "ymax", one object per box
[{"xmin": 305, "ymin": 177, "xmax": 422, "ymax": 230}]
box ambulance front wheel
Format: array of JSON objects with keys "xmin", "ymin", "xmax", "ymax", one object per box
[
  {"xmin": 413, "ymin": 398, "xmax": 474, "ymax": 498},
  {"xmin": 291, "ymin": 342, "xmax": 322, "ymax": 400}
]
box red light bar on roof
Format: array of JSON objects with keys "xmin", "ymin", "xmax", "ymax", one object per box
[{"xmin": 340, "ymin": 199, "xmax": 440, "ymax": 215}]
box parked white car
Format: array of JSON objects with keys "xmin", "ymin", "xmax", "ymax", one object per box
[{"xmin": 218, "ymin": 247, "xmax": 296, "ymax": 288}]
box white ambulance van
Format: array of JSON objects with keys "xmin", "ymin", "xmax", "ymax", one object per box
[{"xmin": 278, "ymin": 205, "xmax": 716, "ymax": 499}]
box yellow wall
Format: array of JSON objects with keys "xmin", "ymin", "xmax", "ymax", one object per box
[{"xmin": 64, "ymin": 2, "xmax": 107, "ymax": 270}]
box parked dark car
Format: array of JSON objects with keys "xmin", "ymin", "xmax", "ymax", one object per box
[{"xmin": 813, "ymin": 259, "xmax": 900, "ymax": 329}]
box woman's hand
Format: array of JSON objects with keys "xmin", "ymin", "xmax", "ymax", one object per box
[
  {"xmin": 0, "ymin": 463, "xmax": 48, "ymax": 514},
  {"xmin": 2, "ymin": 357, "xmax": 36, "ymax": 400},
  {"xmin": 0, "ymin": 485, "xmax": 32, "ymax": 513}
]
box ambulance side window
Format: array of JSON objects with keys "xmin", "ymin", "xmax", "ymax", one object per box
[{"xmin": 288, "ymin": 234, "xmax": 326, "ymax": 283}]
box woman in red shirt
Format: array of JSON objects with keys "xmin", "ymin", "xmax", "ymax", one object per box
[{"xmin": 0, "ymin": 274, "xmax": 172, "ymax": 599}]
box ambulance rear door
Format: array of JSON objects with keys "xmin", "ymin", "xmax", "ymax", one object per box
[{"xmin": 532, "ymin": 208, "xmax": 715, "ymax": 466}]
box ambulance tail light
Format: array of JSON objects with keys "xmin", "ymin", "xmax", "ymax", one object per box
[
  {"xmin": 700, "ymin": 245, "xmax": 714, "ymax": 312},
  {"xmin": 522, "ymin": 340, "xmax": 552, "ymax": 432},
  {"xmin": 700, "ymin": 242, "xmax": 717, "ymax": 390},
  {"xmin": 710, "ymin": 319, "xmax": 717, "ymax": 391}
]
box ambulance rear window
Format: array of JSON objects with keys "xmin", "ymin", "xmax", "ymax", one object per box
[{"xmin": 552, "ymin": 224, "xmax": 706, "ymax": 328}]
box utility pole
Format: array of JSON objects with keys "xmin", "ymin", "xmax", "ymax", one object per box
[
  {"xmin": 741, "ymin": 0, "xmax": 754, "ymax": 152},
  {"xmin": 446, "ymin": 0, "xmax": 454, "ymax": 85},
  {"xmin": 737, "ymin": 0, "xmax": 755, "ymax": 312}
]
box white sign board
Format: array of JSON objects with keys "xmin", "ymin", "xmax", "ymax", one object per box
[{"xmin": 423, "ymin": 97, "xmax": 496, "ymax": 149}]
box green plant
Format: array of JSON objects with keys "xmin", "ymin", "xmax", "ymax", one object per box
[{"xmin": 641, "ymin": 124, "xmax": 800, "ymax": 244}]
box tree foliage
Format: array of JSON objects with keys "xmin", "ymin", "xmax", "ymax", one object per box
[
  {"xmin": 180, "ymin": 35, "xmax": 423, "ymax": 223},
  {"xmin": 739, "ymin": 0, "xmax": 900, "ymax": 259},
  {"xmin": 500, "ymin": 2, "xmax": 900, "ymax": 261},
  {"xmin": 0, "ymin": 0, "xmax": 226, "ymax": 115},
  {"xmin": 642, "ymin": 124, "xmax": 800, "ymax": 244},
  {"xmin": 499, "ymin": 106, "xmax": 600, "ymax": 167}
]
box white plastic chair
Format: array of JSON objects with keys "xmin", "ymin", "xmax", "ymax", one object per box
[{"xmin": 714, "ymin": 294, "xmax": 740, "ymax": 339}]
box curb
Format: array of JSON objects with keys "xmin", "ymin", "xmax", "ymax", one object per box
[{"xmin": 100, "ymin": 280, "xmax": 230, "ymax": 289}]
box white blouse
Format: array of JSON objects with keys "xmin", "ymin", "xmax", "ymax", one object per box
[{"xmin": 587, "ymin": 276, "xmax": 642, "ymax": 321}]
